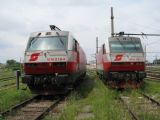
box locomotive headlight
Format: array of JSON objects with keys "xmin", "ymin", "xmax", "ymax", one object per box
[
  {"xmin": 130, "ymin": 62, "xmax": 134, "ymax": 65},
  {"xmin": 48, "ymin": 62, "xmax": 52, "ymax": 67}
]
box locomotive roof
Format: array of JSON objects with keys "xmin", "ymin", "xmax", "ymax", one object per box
[
  {"xmin": 108, "ymin": 36, "xmax": 141, "ymax": 41},
  {"xmin": 30, "ymin": 31, "xmax": 70, "ymax": 37}
]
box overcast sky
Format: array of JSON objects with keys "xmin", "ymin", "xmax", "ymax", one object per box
[{"xmin": 0, "ymin": 0, "xmax": 160, "ymax": 63}]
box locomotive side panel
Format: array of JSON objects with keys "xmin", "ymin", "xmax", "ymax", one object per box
[{"xmin": 96, "ymin": 44, "xmax": 111, "ymax": 79}]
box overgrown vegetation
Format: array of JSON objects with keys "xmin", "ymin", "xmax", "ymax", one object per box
[
  {"xmin": 0, "ymin": 68, "xmax": 159, "ymax": 120},
  {"xmin": 0, "ymin": 66, "xmax": 32, "ymax": 113},
  {"xmin": 0, "ymin": 69, "xmax": 13, "ymax": 78},
  {"xmin": 0, "ymin": 86, "xmax": 32, "ymax": 112},
  {"xmin": 120, "ymin": 90, "xmax": 160, "ymax": 120},
  {"xmin": 139, "ymin": 80, "xmax": 160, "ymax": 94},
  {"xmin": 45, "ymin": 70, "xmax": 130, "ymax": 120}
]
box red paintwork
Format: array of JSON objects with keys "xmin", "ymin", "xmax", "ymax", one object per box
[
  {"xmin": 24, "ymin": 47, "xmax": 86, "ymax": 75},
  {"xmin": 103, "ymin": 62, "xmax": 111, "ymax": 72},
  {"xmin": 96, "ymin": 44, "xmax": 145, "ymax": 73},
  {"xmin": 109, "ymin": 63, "xmax": 145, "ymax": 71},
  {"xmin": 24, "ymin": 62, "xmax": 66, "ymax": 74}
]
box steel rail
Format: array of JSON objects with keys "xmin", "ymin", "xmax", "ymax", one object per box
[
  {"xmin": 0, "ymin": 84, "xmax": 16, "ymax": 91},
  {"xmin": 0, "ymin": 82, "xmax": 16, "ymax": 89},
  {"xmin": 34, "ymin": 97, "xmax": 64, "ymax": 120},
  {"xmin": 0, "ymin": 95, "xmax": 40, "ymax": 116},
  {"xmin": 139, "ymin": 92, "xmax": 160, "ymax": 106},
  {"xmin": 119, "ymin": 96, "xmax": 139, "ymax": 120},
  {"xmin": 146, "ymin": 76, "xmax": 160, "ymax": 81},
  {"xmin": 0, "ymin": 76, "xmax": 16, "ymax": 81},
  {"xmin": 0, "ymin": 95, "xmax": 65, "ymax": 120}
]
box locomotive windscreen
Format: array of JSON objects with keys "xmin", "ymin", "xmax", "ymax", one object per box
[
  {"xmin": 110, "ymin": 40, "xmax": 143, "ymax": 53},
  {"xmin": 26, "ymin": 36, "xmax": 67, "ymax": 51}
]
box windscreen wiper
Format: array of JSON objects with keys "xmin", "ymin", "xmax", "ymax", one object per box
[
  {"xmin": 117, "ymin": 38, "xmax": 126, "ymax": 51},
  {"xmin": 130, "ymin": 38, "xmax": 138, "ymax": 51},
  {"xmin": 56, "ymin": 32, "xmax": 64, "ymax": 45},
  {"xmin": 29, "ymin": 33, "xmax": 41, "ymax": 47}
]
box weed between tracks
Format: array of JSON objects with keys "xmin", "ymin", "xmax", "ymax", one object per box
[
  {"xmin": 140, "ymin": 80, "xmax": 160, "ymax": 94},
  {"xmin": 45, "ymin": 70, "xmax": 130, "ymax": 120},
  {"xmin": 119, "ymin": 79, "xmax": 160, "ymax": 120},
  {"xmin": 120, "ymin": 90, "xmax": 160, "ymax": 120}
]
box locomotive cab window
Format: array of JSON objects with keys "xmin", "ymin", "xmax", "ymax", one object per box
[
  {"xmin": 26, "ymin": 36, "xmax": 68, "ymax": 51},
  {"xmin": 109, "ymin": 40, "xmax": 143, "ymax": 53}
]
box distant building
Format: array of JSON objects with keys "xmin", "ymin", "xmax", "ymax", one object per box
[{"xmin": 153, "ymin": 59, "xmax": 160, "ymax": 64}]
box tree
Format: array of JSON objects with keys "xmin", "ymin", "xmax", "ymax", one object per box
[
  {"xmin": 6, "ymin": 59, "xmax": 17, "ymax": 66},
  {"xmin": 6, "ymin": 59, "xmax": 20, "ymax": 71}
]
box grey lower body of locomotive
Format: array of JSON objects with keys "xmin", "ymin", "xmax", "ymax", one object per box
[{"xmin": 22, "ymin": 71, "xmax": 86, "ymax": 94}]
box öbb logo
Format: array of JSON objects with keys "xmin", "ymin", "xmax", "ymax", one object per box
[
  {"xmin": 29, "ymin": 53, "xmax": 40, "ymax": 61},
  {"xmin": 114, "ymin": 54, "xmax": 123, "ymax": 61}
]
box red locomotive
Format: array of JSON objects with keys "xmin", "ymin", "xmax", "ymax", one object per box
[
  {"xmin": 96, "ymin": 8, "xmax": 146, "ymax": 88},
  {"xmin": 22, "ymin": 25, "xmax": 87, "ymax": 94},
  {"xmin": 96, "ymin": 35, "xmax": 146, "ymax": 88}
]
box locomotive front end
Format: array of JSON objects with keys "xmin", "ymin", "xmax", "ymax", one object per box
[
  {"xmin": 107, "ymin": 36, "xmax": 146, "ymax": 88},
  {"xmin": 22, "ymin": 31, "xmax": 77, "ymax": 94}
]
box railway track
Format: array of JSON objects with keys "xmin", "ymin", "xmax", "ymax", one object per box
[
  {"xmin": 139, "ymin": 92, "xmax": 160, "ymax": 106},
  {"xmin": 0, "ymin": 77, "xmax": 16, "ymax": 90},
  {"xmin": 147, "ymin": 73, "xmax": 160, "ymax": 78},
  {"xmin": 0, "ymin": 95, "xmax": 65, "ymax": 120},
  {"xmin": 0, "ymin": 76, "xmax": 15, "ymax": 81},
  {"xmin": 119, "ymin": 96, "xmax": 139, "ymax": 120},
  {"xmin": 119, "ymin": 92, "xmax": 160, "ymax": 120},
  {"xmin": 146, "ymin": 76, "xmax": 160, "ymax": 82},
  {"xmin": 0, "ymin": 84, "xmax": 16, "ymax": 91},
  {"xmin": 0, "ymin": 82, "xmax": 16, "ymax": 88},
  {"xmin": 145, "ymin": 71, "xmax": 160, "ymax": 81}
]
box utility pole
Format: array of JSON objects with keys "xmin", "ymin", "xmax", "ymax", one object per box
[
  {"xmin": 111, "ymin": 7, "xmax": 114, "ymax": 37},
  {"xmin": 156, "ymin": 55, "xmax": 158, "ymax": 65},
  {"xmin": 96, "ymin": 37, "xmax": 98, "ymax": 54},
  {"xmin": 145, "ymin": 45, "xmax": 146, "ymax": 64}
]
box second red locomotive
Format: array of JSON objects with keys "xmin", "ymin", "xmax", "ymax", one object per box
[
  {"xmin": 96, "ymin": 35, "xmax": 146, "ymax": 88},
  {"xmin": 22, "ymin": 25, "xmax": 87, "ymax": 94}
]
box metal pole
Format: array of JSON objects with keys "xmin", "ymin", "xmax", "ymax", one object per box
[
  {"xmin": 145, "ymin": 45, "xmax": 146, "ymax": 64},
  {"xmin": 96, "ymin": 37, "xmax": 98, "ymax": 54},
  {"xmin": 16, "ymin": 70, "xmax": 20, "ymax": 90},
  {"xmin": 111, "ymin": 7, "xmax": 114, "ymax": 37}
]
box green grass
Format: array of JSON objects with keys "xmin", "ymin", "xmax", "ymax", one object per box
[
  {"xmin": 120, "ymin": 90, "xmax": 160, "ymax": 120},
  {"xmin": 45, "ymin": 70, "xmax": 130, "ymax": 120},
  {"xmin": 0, "ymin": 69, "xmax": 13, "ymax": 78},
  {"xmin": 0, "ymin": 85, "xmax": 32, "ymax": 112},
  {"xmin": 0, "ymin": 78, "xmax": 16, "ymax": 88},
  {"xmin": 118, "ymin": 79, "xmax": 160, "ymax": 120},
  {"xmin": 45, "ymin": 70, "xmax": 160, "ymax": 120},
  {"xmin": 139, "ymin": 80, "xmax": 160, "ymax": 94}
]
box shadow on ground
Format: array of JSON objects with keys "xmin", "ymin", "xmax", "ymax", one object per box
[{"xmin": 73, "ymin": 74, "xmax": 95, "ymax": 99}]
